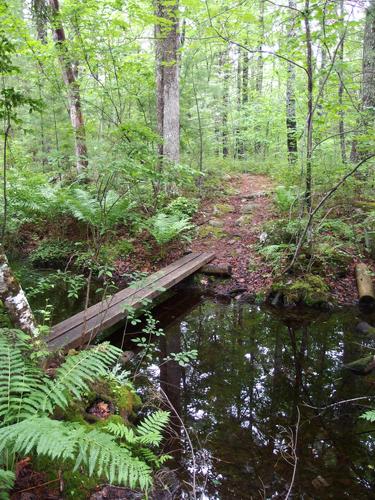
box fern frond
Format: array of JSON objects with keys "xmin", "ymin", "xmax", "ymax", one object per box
[
  {"xmin": 0, "ymin": 469, "xmax": 15, "ymax": 499},
  {"xmin": 136, "ymin": 411, "xmax": 170, "ymax": 446},
  {"xmin": 105, "ymin": 421, "xmax": 137, "ymax": 443},
  {"xmin": 361, "ymin": 410, "xmax": 375, "ymax": 422},
  {"xmin": 0, "ymin": 417, "xmax": 152, "ymax": 490},
  {"xmin": 0, "ymin": 334, "xmax": 43, "ymax": 423},
  {"xmin": 24, "ymin": 343, "xmax": 122, "ymax": 415}
]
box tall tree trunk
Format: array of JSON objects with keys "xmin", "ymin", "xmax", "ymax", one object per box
[
  {"xmin": 304, "ymin": 0, "xmax": 313, "ymax": 214},
  {"xmin": 155, "ymin": 0, "xmax": 180, "ymax": 164},
  {"xmin": 338, "ymin": 0, "xmax": 346, "ymax": 163},
  {"xmin": 48, "ymin": 0, "xmax": 88, "ymax": 176},
  {"xmin": 0, "ymin": 248, "xmax": 38, "ymax": 336},
  {"xmin": 254, "ymin": 0, "xmax": 265, "ymax": 155},
  {"xmin": 351, "ymin": 0, "xmax": 375, "ymax": 161},
  {"xmin": 235, "ymin": 46, "xmax": 242, "ymax": 158},
  {"xmin": 221, "ymin": 48, "xmax": 229, "ymax": 158},
  {"xmin": 32, "ymin": 0, "xmax": 48, "ymax": 43},
  {"xmin": 285, "ymin": 0, "xmax": 298, "ymax": 164}
]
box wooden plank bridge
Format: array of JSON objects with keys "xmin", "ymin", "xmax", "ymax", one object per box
[{"xmin": 47, "ymin": 252, "xmax": 215, "ymax": 350}]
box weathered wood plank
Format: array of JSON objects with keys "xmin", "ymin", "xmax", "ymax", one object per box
[{"xmin": 47, "ymin": 252, "xmax": 215, "ymax": 350}]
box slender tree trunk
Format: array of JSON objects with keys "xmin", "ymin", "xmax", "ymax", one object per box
[
  {"xmin": 48, "ymin": 0, "xmax": 88, "ymax": 176},
  {"xmin": 221, "ymin": 48, "xmax": 230, "ymax": 158},
  {"xmin": 304, "ymin": 0, "xmax": 313, "ymax": 214},
  {"xmin": 351, "ymin": 0, "xmax": 375, "ymax": 162},
  {"xmin": 286, "ymin": 0, "xmax": 298, "ymax": 164},
  {"xmin": 0, "ymin": 248, "xmax": 38, "ymax": 336},
  {"xmin": 32, "ymin": 0, "xmax": 48, "ymax": 43},
  {"xmin": 235, "ymin": 46, "xmax": 242, "ymax": 158},
  {"xmin": 338, "ymin": 0, "xmax": 346, "ymax": 163},
  {"xmin": 155, "ymin": 0, "xmax": 180, "ymax": 164},
  {"xmin": 254, "ymin": 0, "xmax": 265, "ymax": 155}
]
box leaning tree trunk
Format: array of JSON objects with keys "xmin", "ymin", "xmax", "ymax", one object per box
[
  {"xmin": 0, "ymin": 248, "xmax": 38, "ymax": 336},
  {"xmin": 48, "ymin": 0, "xmax": 88, "ymax": 176},
  {"xmin": 351, "ymin": 0, "xmax": 375, "ymax": 162},
  {"xmin": 285, "ymin": 0, "xmax": 298, "ymax": 164},
  {"xmin": 155, "ymin": 0, "xmax": 180, "ymax": 165}
]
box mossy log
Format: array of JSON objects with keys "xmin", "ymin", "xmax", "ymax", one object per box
[
  {"xmin": 353, "ymin": 200, "xmax": 375, "ymax": 211},
  {"xmin": 355, "ymin": 263, "xmax": 375, "ymax": 307},
  {"xmin": 344, "ymin": 354, "xmax": 375, "ymax": 375},
  {"xmin": 199, "ymin": 264, "xmax": 232, "ymax": 277}
]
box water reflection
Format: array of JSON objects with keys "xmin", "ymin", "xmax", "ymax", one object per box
[{"xmin": 148, "ymin": 294, "xmax": 375, "ymax": 499}]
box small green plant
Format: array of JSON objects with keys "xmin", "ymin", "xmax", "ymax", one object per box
[
  {"xmin": 29, "ymin": 240, "xmax": 76, "ymax": 268},
  {"xmin": 274, "ymin": 185, "xmax": 299, "ymax": 212},
  {"xmin": 165, "ymin": 196, "xmax": 198, "ymax": 217},
  {"xmin": 146, "ymin": 213, "xmax": 194, "ymax": 254}
]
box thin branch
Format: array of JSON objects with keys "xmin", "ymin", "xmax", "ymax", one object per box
[{"xmin": 285, "ymin": 154, "xmax": 375, "ymax": 272}]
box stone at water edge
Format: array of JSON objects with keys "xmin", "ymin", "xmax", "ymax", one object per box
[{"xmin": 356, "ymin": 321, "xmax": 375, "ymax": 335}]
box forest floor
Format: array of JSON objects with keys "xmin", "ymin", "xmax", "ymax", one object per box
[
  {"xmin": 180, "ymin": 172, "xmax": 366, "ymax": 305},
  {"xmin": 190, "ymin": 173, "xmax": 276, "ymax": 298},
  {"xmin": 116, "ymin": 172, "xmax": 369, "ymax": 305}
]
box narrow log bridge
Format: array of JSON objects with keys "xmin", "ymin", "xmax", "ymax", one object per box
[{"xmin": 47, "ymin": 252, "xmax": 215, "ymax": 350}]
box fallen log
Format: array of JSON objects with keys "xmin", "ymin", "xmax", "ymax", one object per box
[
  {"xmin": 355, "ymin": 263, "xmax": 375, "ymax": 307},
  {"xmin": 199, "ymin": 264, "xmax": 232, "ymax": 277}
]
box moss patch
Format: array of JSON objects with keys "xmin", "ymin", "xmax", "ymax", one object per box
[
  {"xmin": 272, "ymin": 275, "xmax": 330, "ymax": 306},
  {"xmin": 198, "ymin": 224, "xmax": 227, "ymax": 239},
  {"xmin": 213, "ymin": 203, "xmax": 234, "ymax": 215}
]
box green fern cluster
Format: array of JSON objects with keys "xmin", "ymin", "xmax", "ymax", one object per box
[{"xmin": 0, "ymin": 330, "xmax": 169, "ymax": 495}]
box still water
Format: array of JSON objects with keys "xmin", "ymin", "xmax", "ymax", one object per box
[{"xmin": 112, "ymin": 291, "xmax": 375, "ymax": 499}]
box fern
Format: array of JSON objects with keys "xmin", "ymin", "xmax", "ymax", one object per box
[
  {"xmin": 0, "ymin": 470, "xmax": 15, "ymax": 500},
  {"xmin": 106, "ymin": 410, "xmax": 170, "ymax": 446},
  {"xmin": 361, "ymin": 410, "xmax": 375, "ymax": 422},
  {"xmin": 0, "ymin": 417, "xmax": 152, "ymax": 489},
  {"xmin": 0, "ymin": 333, "xmax": 122, "ymax": 422},
  {"xmin": 146, "ymin": 213, "xmax": 194, "ymax": 246},
  {"xmin": 0, "ymin": 330, "xmax": 169, "ymax": 492}
]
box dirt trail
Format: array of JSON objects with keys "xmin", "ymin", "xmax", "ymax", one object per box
[{"xmin": 191, "ymin": 173, "xmax": 275, "ymax": 295}]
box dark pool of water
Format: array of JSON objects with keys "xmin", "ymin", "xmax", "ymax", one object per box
[
  {"xmin": 13, "ymin": 260, "xmax": 375, "ymax": 498},
  {"xmin": 110, "ymin": 291, "xmax": 375, "ymax": 499}
]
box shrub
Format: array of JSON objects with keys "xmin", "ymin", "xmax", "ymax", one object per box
[
  {"xmin": 165, "ymin": 196, "xmax": 199, "ymax": 218},
  {"xmin": 29, "ymin": 240, "xmax": 76, "ymax": 268},
  {"xmin": 274, "ymin": 185, "xmax": 299, "ymax": 212}
]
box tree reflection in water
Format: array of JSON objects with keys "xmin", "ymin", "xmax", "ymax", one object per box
[{"xmin": 134, "ymin": 292, "xmax": 375, "ymax": 498}]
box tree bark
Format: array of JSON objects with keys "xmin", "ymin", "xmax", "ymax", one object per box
[
  {"xmin": 155, "ymin": 0, "xmax": 180, "ymax": 164},
  {"xmin": 48, "ymin": 0, "xmax": 88, "ymax": 176},
  {"xmin": 351, "ymin": 0, "xmax": 375, "ymax": 161},
  {"xmin": 304, "ymin": 0, "xmax": 313, "ymax": 214},
  {"xmin": 338, "ymin": 0, "xmax": 346, "ymax": 163},
  {"xmin": 254, "ymin": 0, "xmax": 265, "ymax": 155},
  {"xmin": 0, "ymin": 248, "xmax": 38, "ymax": 336},
  {"xmin": 221, "ymin": 48, "xmax": 230, "ymax": 158},
  {"xmin": 285, "ymin": 0, "xmax": 298, "ymax": 164}
]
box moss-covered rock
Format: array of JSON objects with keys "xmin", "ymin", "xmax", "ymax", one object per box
[
  {"xmin": 270, "ymin": 275, "xmax": 330, "ymax": 307},
  {"xmin": 213, "ymin": 203, "xmax": 234, "ymax": 215},
  {"xmin": 198, "ymin": 224, "xmax": 227, "ymax": 239}
]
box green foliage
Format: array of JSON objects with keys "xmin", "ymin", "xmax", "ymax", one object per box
[
  {"xmin": 0, "ymin": 330, "xmax": 168, "ymax": 492},
  {"xmin": 361, "ymin": 410, "xmax": 375, "ymax": 423},
  {"xmin": 146, "ymin": 213, "xmax": 194, "ymax": 246},
  {"xmin": 0, "ymin": 470, "xmax": 15, "ymax": 499},
  {"xmin": 29, "ymin": 240, "xmax": 76, "ymax": 268},
  {"xmin": 274, "ymin": 186, "xmax": 299, "ymax": 212},
  {"xmin": 165, "ymin": 196, "xmax": 199, "ymax": 217}
]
